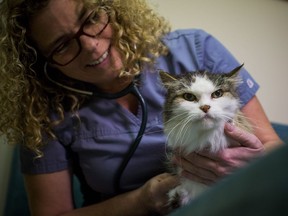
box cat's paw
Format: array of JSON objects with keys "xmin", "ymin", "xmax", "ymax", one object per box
[
  {"xmin": 167, "ymin": 188, "xmax": 181, "ymax": 209},
  {"xmin": 180, "ymin": 191, "xmax": 192, "ymax": 206},
  {"xmin": 167, "ymin": 186, "xmax": 192, "ymax": 209}
]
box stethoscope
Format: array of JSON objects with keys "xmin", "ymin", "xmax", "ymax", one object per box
[{"xmin": 44, "ymin": 62, "xmax": 148, "ymax": 193}]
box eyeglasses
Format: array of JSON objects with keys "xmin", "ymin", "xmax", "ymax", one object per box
[{"xmin": 46, "ymin": 8, "xmax": 110, "ymax": 66}]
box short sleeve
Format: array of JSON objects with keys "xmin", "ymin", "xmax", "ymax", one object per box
[
  {"xmin": 20, "ymin": 138, "xmax": 70, "ymax": 174},
  {"xmin": 20, "ymin": 110, "xmax": 78, "ymax": 174}
]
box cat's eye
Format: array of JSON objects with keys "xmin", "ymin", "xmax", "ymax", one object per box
[
  {"xmin": 211, "ymin": 89, "xmax": 224, "ymax": 98},
  {"xmin": 183, "ymin": 93, "xmax": 197, "ymax": 101}
]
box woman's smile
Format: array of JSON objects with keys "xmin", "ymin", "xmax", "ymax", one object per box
[{"xmin": 86, "ymin": 48, "xmax": 109, "ymax": 67}]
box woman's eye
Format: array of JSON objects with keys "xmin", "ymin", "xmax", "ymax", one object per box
[
  {"xmin": 54, "ymin": 41, "xmax": 72, "ymax": 55},
  {"xmin": 87, "ymin": 12, "xmax": 101, "ymax": 24},
  {"xmin": 211, "ymin": 89, "xmax": 224, "ymax": 98},
  {"xmin": 183, "ymin": 93, "xmax": 197, "ymax": 101}
]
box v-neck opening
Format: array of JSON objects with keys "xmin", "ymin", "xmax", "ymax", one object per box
[{"xmin": 113, "ymin": 98, "xmax": 143, "ymax": 125}]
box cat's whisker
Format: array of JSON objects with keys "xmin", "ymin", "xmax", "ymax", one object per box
[
  {"xmin": 163, "ymin": 111, "xmax": 188, "ymax": 124},
  {"xmin": 172, "ymin": 120, "xmax": 188, "ymax": 147},
  {"xmin": 144, "ymin": 129, "xmax": 163, "ymax": 135},
  {"xmin": 166, "ymin": 119, "xmax": 186, "ymax": 143},
  {"xmin": 177, "ymin": 115, "xmax": 195, "ymax": 146},
  {"xmin": 165, "ymin": 112, "xmax": 196, "ymax": 134},
  {"xmin": 167, "ymin": 121, "xmax": 189, "ymax": 147},
  {"xmin": 165, "ymin": 113, "xmax": 190, "ymax": 131},
  {"xmin": 166, "ymin": 114, "xmax": 198, "ymax": 151}
]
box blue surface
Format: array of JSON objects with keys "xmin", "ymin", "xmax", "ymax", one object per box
[{"xmin": 272, "ymin": 122, "xmax": 288, "ymax": 144}]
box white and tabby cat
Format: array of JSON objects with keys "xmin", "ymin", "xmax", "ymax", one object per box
[{"xmin": 159, "ymin": 64, "xmax": 252, "ymax": 207}]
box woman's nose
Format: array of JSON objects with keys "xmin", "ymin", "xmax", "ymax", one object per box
[{"xmin": 79, "ymin": 35, "xmax": 99, "ymax": 52}]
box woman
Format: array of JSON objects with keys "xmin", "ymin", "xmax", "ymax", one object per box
[{"xmin": 0, "ymin": 0, "xmax": 281, "ymax": 215}]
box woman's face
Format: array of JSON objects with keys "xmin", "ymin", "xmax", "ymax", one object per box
[{"xmin": 29, "ymin": 0, "xmax": 125, "ymax": 92}]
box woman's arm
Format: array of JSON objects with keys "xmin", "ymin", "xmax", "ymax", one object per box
[
  {"xmin": 173, "ymin": 96, "xmax": 283, "ymax": 184},
  {"xmin": 241, "ymin": 96, "xmax": 283, "ymax": 151},
  {"xmin": 24, "ymin": 170, "xmax": 178, "ymax": 216},
  {"xmin": 24, "ymin": 170, "xmax": 75, "ymax": 216}
]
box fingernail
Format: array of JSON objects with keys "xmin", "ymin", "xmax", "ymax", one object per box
[{"xmin": 225, "ymin": 123, "xmax": 235, "ymax": 132}]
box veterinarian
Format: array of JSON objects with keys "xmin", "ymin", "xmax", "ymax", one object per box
[{"xmin": 0, "ymin": 0, "xmax": 282, "ymax": 215}]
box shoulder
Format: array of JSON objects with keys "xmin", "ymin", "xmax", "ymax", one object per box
[
  {"xmin": 163, "ymin": 28, "xmax": 210, "ymax": 41},
  {"xmin": 162, "ymin": 28, "xmax": 211, "ymax": 49},
  {"xmin": 159, "ymin": 28, "xmax": 242, "ymax": 73},
  {"xmin": 157, "ymin": 29, "xmax": 214, "ymax": 72}
]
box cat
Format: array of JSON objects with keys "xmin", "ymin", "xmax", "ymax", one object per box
[{"xmin": 159, "ymin": 64, "xmax": 252, "ymax": 208}]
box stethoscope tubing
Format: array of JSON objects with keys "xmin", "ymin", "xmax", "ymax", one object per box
[
  {"xmin": 44, "ymin": 62, "xmax": 148, "ymax": 193},
  {"xmin": 113, "ymin": 83, "xmax": 148, "ymax": 193}
]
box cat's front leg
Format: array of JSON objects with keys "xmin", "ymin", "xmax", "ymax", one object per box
[
  {"xmin": 167, "ymin": 185, "xmax": 188, "ymax": 209},
  {"xmin": 167, "ymin": 179, "xmax": 207, "ymax": 209}
]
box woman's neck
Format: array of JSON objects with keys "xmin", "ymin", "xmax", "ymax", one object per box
[{"xmin": 96, "ymin": 76, "xmax": 134, "ymax": 94}]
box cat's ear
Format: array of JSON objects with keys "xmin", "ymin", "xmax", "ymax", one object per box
[
  {"xmin": 159, "ymin": 70, "xmax": 177, "ymax": 84},
  {"xmin": 227, "ymin": 63, "xmax": 244, "ymax": 78}
]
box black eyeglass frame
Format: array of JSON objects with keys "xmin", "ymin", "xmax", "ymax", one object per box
[{"xmin": 46, "ymin": 8, "xmax": 110, "ymax": 66}]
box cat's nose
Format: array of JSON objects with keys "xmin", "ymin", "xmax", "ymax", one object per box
[{"xmin": 200, "ymin": 105, "xmax": 211, "ymax": 113}]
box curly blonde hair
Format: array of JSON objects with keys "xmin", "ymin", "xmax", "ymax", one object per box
[{"xmin": 0, "ymin": 0, "xmax": 171, "ymax": 156}]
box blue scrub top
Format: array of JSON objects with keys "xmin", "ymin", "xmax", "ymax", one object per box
[{"xmin": 20, "ymin": 29, "xmax": 259, "ymax": 202}]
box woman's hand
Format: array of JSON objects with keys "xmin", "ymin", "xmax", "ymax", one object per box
[
  {"xmin": 139, "ymin": 173, "xmax": 179, "ymax": 215},
  {"xmin": 173, "ymin": 123, "xmax": 264, "ymax": 185}
]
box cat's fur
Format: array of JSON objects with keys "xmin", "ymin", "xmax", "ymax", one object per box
[{"xmin": 159, "ymin": 65, "xmax": 252, "ymax": 207}]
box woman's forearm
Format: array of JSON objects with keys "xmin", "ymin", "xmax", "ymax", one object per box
[{"xmin": 62, "ymin": 188, "xmax": 150, "ymax": 216}]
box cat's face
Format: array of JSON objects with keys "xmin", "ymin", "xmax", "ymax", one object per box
[{"xmin": 160, "ymin": 66, "xmax": 242, "ymax": 131}]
